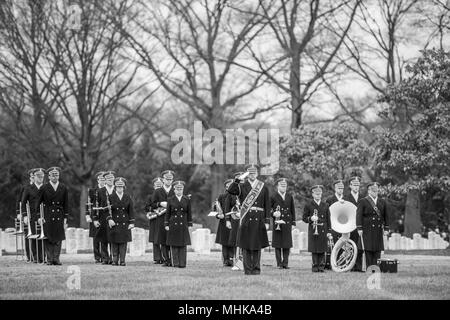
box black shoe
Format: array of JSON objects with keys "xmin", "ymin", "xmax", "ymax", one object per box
[
  {"xmin": 47, "ymin": 261, "xmax": 54, "ymax": 266},
  {"xmin": 108, "ymin": 260, "xmax": 113, "ymax": 265},
  {"xmin": 54, "ymin": 261, "xmax": 62, "ymax": 266},
  {"xmin": 283, "ymin": 266, "xmax": 290, "ymax": 269},
  {"xmin": 113, "ymin": 262, "xmax": 119, "ymax": 266},
  {"xmin": 153, "ymin": 260, "xmax": 162, "ymax": 264},
  {"xmin": 178, "ymin": 266, "xmax": 185, "ymax": 268},
  {"xmin": 101, "ymin": 261, "xmax": 109, "ymax": 265},
  {"xmin": 95, "ymin": 260, "xmax": 102, "ymax": 264},
  {"xmin": 277, "ymin": 266, "xmax": 283, "ymax": 269},
  {"xmin": 120, "ymin": 262, "xmax": 126, "ymax": 266}
]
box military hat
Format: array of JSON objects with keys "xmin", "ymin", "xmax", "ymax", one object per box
[
  {"xmin": 276, "ymin": 178, "xmax": 288, "ymax": 185},
  {"xmin": 310, "ymin": 185, "xmax": 324, "ymax": 192},
  {"xmin": 152, "ymin": 177, "xmax": 163, "ymax": 185},
  {"xmin": 114, "ymin": 177, "xmax": 127, "ymax": 187},
  {"xmin": 224, "ymin": 179, "xmax": 234, "ymax": 187},
  {"xmin": 95, "ymin": 171, "xmax": 106, "ymax": 180},
  {"xmin": 366, "ymin": 181, "xmax": 380, "ymax": 188},
  {"xmin": 34, "ymin": 168, "xmax": 45, "ymax": 176},
  {"xmin": 104, "ymin": 171, "xmax": 116, "ymax": 179},
  {"xmin": 245, "ymin": 164, "xmax": 259, "ymax": 172},
  {"xmin": 349, "ymin": 176, "xmax": 361, "ymax": 185},
  {"xmin": 234, "ymin": 172, "xmax": 245, "ymax": 179},
  {"xmin": 27, "ymin": 168, "xmax": 37, "ymax": 176},
  {"xmin": 172, "ymin": 180, "xmax": 185, "ymax": 189},
  {"xmin": 333, "ymin": 179, "xmax": 345, "ymax": 188},
  {"xmin": 161, "ymin": 170, "xmax": 175, "ymax": 179},
  {"xmin": 47, "ymin": 167, "xmax": 61, "ymax": 175}
]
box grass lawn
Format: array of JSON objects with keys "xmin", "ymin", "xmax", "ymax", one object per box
[{"xmin": 1, "ymin": 251, "xmax": 449, "ymax": 300}]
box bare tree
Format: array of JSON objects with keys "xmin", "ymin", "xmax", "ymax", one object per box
[
  {"xmin": 250, "ymin": 0, "xmax": 362, "ymax": 129},
  {"xmin": 414, "ymin": 0, "xmax": 450, "ymax": 51}
]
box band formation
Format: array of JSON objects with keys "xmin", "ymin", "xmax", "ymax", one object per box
[{"xmin": 14, "ymin": 165, "xmax": 390, "ymax": 274}]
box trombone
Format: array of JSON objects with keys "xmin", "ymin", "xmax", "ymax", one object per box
[
  {"xmin": 36, "ymin": 203, "xmax": 47, "ymax": 264},
  {"xmin": 25, "ymin": 201, "xmax": 34, "ymax": 263},
  {"xmin": 12, "ymin": 202, "xmax": 25, "ymax": 261}
]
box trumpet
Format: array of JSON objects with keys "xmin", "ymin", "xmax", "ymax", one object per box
[
  {"xmin": 273, "ymin": 205, "xmax": 286, "ymax": 231},
  {"xmin": 312, "ymin": 209, "xmax": 323, "ymax": 236}
]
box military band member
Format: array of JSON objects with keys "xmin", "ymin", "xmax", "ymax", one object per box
[
  {"xmin": 106, "ymin": 177, "xmax": 135, "ymax": 266},
  {"xmin": 145, "ymin": 177, "xmax": 164, "ymax": 264},
  {"xmin": 86, "ymin": 171, "xmax": 106, "ymax": 263},
  {"xmin": 17, "ymin": 168, "xmax": 36, "ymax": 262},
  {"xmin": 356, "ymin": 182, "xmax": 390, "ymax": 267},
  {"xmin": 21, "ymin": 168, "xmax": 45, "ymax": 263},
  {"xmin": 214, "ymin": 179, "xmax": 235, "ymax": 267},
  {"xmin": 344, "ymin": 176, "xmax": 363, "ymax": 272},
  {"xmin": 326, "ymin": 180, "xmax": 346, "ymax": 245},
  {"xmin": 38, "ymin": 167, "xmax": 69, "ymax": 265},
  {"xmin": 303, "ymin": 185, "xmax": 332, "ymax": 272},
  {"xmin": 151, "ymin": 170, "xmax": 175, "ymax": 266},
  {"xmin": 270, "ymin": 178, "xmax": 296, "ymax": 269},
  {"xmin": 164, "ymin": 181, "xmax": 192, "ymax": 268},
  {"xmin": 227, "ymin": 164, "xmax": 270, "ymax": 275},
  {"xmin": 95, "ymin": 170, "xmax": 116, "ymax": 264},
  {"xmin": 226, "ymin": 172, "xmax": 244, "ymax": 269}
]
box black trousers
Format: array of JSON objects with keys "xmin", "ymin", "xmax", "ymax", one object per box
[
  {"xmin": 161, "ymin": 245, "xmax": 171, "ymax": 265},
  {"xmin": 93, "ymin": 237, "xmax": 102, "ymax": 262},
  {"xmin": 45, "ymin": 240, "xmax": 62, "ymax": 264},
  {"xmin": 32, "ymin": 239, "xmax": 45, "ymax": 263},
  {"xmin": 153, "ymin": 244, "xmax": 162, "ymax": 262},
  {"xmin": 222, "ymin": 245, "xmax": 235, "ymax": 266},
  {"xmin": 100, "ymin": 241, "xmax": 111, "ymax": 263},
  {"xmin": 352, "ymin": 250, "xmax": 363, "ymax": 271},
  {"xmin": 242, "ymin": 249, "xmax": 261, "ymax": 275},
  {"xmin": 111, "ymin": 243, "xmax": 127, "ymax": 264},
  {"xmin": 170, "ymin": 246, "xmax": 187, "ymax": 268},
  {"xmin": 312, "ymin": 253, "xmax": 325, "ymax": 272},
  {"xmin": 275, "ymin": 248, "xmax": 290, "ymax": 267},
  {"xmin": 364, "ymin": 250, "xmax": 381, "ymax": 268}
]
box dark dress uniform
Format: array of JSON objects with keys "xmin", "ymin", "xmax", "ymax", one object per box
[
  {"xmin": 87, "ymin": 187, "xmax": 102, "ymax": 262},
  {"xmin": 95, "ymin": 186, "xmax": 115, "ymax": 264},
  {"xmin": 151, "ymin": 186, "xmax": 175, "ymax": 266},
  {"xmin": 164, "ymin": 195, "xmax": 192, "ymax": 268},
  {"xmin": 21, "ymin": 183, "xmax": 44, "ymax": 262},
  {"xmin": 302, "ymin": 199, "xmax": 331, "ymax": 272},
  {"xmin": 106, "ymin": 191, "xmax": 135, "ymax": 265},
  {"xmin": 145, "ymin": 191, "xmax": 162, "ymax": 263},
  {"xmin": 227, "ymin": 179, "xmax": 270, "ymax": 275},
  {"xmin": 214, "ymin": 193, "xmax": 235, "ymax": 266},
  {"xmin": 356, "ymin": 196, "xmax": 389, "ymax": 267},
  {"xmin": 270, "ymin": 192, "xmax": 296, "ymax": 268},
  {"xmin": 344, "ymin": 192, "xmax": 363, "ymax": 271},
  {"xmin": 223, "ymin": 193, "xmax": 239, "ymax": 249},
  {"xmin": 38, "ymin": 182, "xmax": 69, "ymax": 265}
]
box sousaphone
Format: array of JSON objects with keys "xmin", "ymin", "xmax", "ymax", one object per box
[{"xmin": 329, "ymin": 201, "xmax": 358, "ymax": 273}]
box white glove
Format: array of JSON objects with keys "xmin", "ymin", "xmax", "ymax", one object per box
[
  {"xmin": 238, "ymin": 172, "xmax": 249, "ymax": 181},
  {"xmin": 327, "ymin": 233, "xmax": 332, "ymax": 240},
  {"xmin": 86, "ymin": 215, "xmax": 92, "ymax": 223},
  {"xmin": 165, "ymin": 226, "xmax": 169, "ymax": 231},
  {"xmin": 108, "ymin": 220, "xmax": 116, "ymax": 228},
  {"xmin": 160, "ymin": 201, "xmax": 167, "ymax": 208},
  {"xmin": 23, "ymin": 216, "xmax": 28, "ymax": 225},
  {"xmin": 17, "ymin": 214, "xmax": 21, "ymax": 220},
  {"xmin": 217, "ymin": 213, "xmax": 224, "ymax": 219},
  {"xmin": 273, "ymin": 211, "xmax": 281, "ymax": 218},
  {"xmin": 384, "ymin": 230, "xmax": 389, "ymax": 237},
  {"xmin": 38, "ymin": 218, "xmax": 45, "ymax": 224},
  {"xmin": 94, "ymin": 221, "xmax": 100, "ymax": 228},
  {"xmin": 339, "ymin": 199, "xmax": 345, "ymax": 204},
  {"xmin": 226, "ymin": 221, "xmax": 232, "ymax": 229},
  {"xmin": 358, "ymin": 229, "xmax": 363, "ymax": 236},
  {"xmin": 311, "ymin": 215, "xmax": 318, "ymax": 222},
  {"xmin": 128, "ymin": 224, "xmax": 134, "ymax": 230},
  {"xmin": 265, "ymin": 223, "xmax": 269, "ymax": 230}
]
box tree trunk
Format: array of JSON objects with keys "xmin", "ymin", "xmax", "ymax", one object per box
[
  {"xmin": 404, "ymin": 188, "xmax": 421, "ymax": 237},
  {"xmin": 79, "ymin": 183, "xmax": 89, "ymax": 229},
  {"xmin": 290, "ymin": 49, "xmax": 302, "ymax": 129}
]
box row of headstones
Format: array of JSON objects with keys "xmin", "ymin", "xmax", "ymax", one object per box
[{"xmin": 1, "ymin": 225, "xmax": 449, "ymax": 256}]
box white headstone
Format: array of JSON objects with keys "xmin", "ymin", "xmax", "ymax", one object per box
[
  {"xmin": 267, "ymin": 231, "xmax": 273, "ymax": 247},
  {"xmin": 129, "ymin": 228, "xmax": 145, "ymax": 257},
  {"xmin": 62, "ymin": 240, "xmax": 66, "ymax": 251},
  {"xmin": 388, "ymin": 236, "xmax": 396, "ymax": 250},
  {"xmin": 4, "ymin": 228, "xmax": 16, "ymax": 253},
  {"xmin": 75, "ymin": 228, "xmax": 84, "ymax": 253},
  {"xmin": 65, "ymin": 228, "xmax": 77, "ymax": 254},
  {"xmin": 83, "ymin": 229, "xmax": 90, "ymax": 250},
  {"xmin": 0, "ymin": 229, "xmax": 3, "ymax": 256},
  {"xmin": 383, "ymin": 235, "xmax": 389, "ymax": 250},
  {"xmin": 145, "ymin": 230, "xmax": 151, "ymax": 251},
  {"xmin": 400, "ymin": 237, "xmax": 408, "ymax": 250},
  {"xmin": 190, "ymin": 229, "xmax": 198, "ymax": 251},
  {"xmin": 209, "ymin": 234, "xmax": 217, "ymax": 250},
  {"xmin": 412, "ymin": 233, "xmax": 421, "ymax": 250},
  {"xmin": 299, "ymin": 231, "xmax": 308, "ymax": 251},
  {"xmin": 292, "ymin": 229, "xmax": 300, "ymax": 252},
  {"xmin": 194, "ymin": 228, "xmax": 211, "ymax": 254}
]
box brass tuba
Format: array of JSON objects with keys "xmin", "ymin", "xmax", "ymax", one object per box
[{"xmin": 329, "ymin": 201, "xmax": 358, "ymax": 273}]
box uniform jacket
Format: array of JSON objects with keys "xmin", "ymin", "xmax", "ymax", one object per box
[
  {"xmin": 223, "ymin": 192, "xmax": 239, "ymax": 247},
  {"xmin": 302, "ymin": 199, "xmax": 331, "ymax": 253},
  {"xmin": 144, "ymin": 189, "xmax": 157, "ymax": 242},
  {"xmin": 215, "ymin": 192, "xmax": 232, "ymax": 246},
  {"xmin": 270, "ymin": 192, "xmax": 296, "ymax": 249},
  {"xmin": 38, "ymin": 182, "xmax": 69, "ymax": 242},
  {"xmin": 227, "ymin": 179, "xmax": 270, "ymax": 250},
  {"xmin": 87, "ymin": 186, "xmax": 102, "ymax": 238},
  {"xmin": 164, "ymin": 195, "xmax": 192, "ymax": 247},
  {"xmin": 106, "ymin": 191, "xmax": 135, "ymax": 244},
  {"xmin": 356, "ymin": 196, "xmax": 389, "ymax": 252},
  {"xmin": 21, "ymin": 183, "xmax": 44, "ymax": 233},
  {"xmin": 151, "ymin": 186, "xmax": 175, "ymax": 245},
  {"xmin": 93, "ymin": 186, "xmax": 115, "ymax": 242}
]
